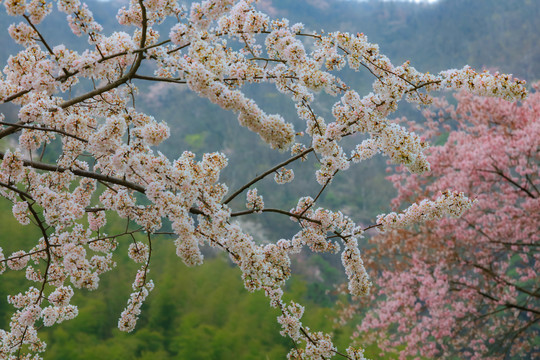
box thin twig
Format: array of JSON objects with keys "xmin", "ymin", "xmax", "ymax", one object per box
[{"xmin": 223, "ymin": 147, "xmax": 313, "ymax": 204}]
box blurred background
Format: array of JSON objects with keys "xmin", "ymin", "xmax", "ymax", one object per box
[{"xmin": 0, "ymin": 0, "xmax": 538, "ymax": 358}]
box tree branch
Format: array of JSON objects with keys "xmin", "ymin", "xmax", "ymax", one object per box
[{"xmin": 223, "ymin": 147, "xmax": 313, "ymax": 204}]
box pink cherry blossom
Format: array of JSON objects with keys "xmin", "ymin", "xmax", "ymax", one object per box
[{"xmin": 353, "ymin": 86, "xmax": 539, "ymax": 359}]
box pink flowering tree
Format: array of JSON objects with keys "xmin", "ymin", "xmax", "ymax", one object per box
[
  {"xmin": 354, "ymin": 87, "xmax": 539, "ymax": 359},
  {"xmin": 0, "ymin": 0, "xmax": 528, "ymax": 358}
]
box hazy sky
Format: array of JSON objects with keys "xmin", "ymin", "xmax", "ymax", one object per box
[
  {"xmin": 351, "ymin": 0, "xmax": 440, "ymax": 3},
  {"xmin": 381, "ymin": 0, "xmax": 439, "ymax": 2},
  {"xmin": 368, "ymin": 0, "xmax": 439, "ymax": 2}
]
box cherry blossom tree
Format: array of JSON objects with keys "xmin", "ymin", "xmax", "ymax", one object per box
[
  {"xmin": 354, "ymin": 87, "xmax": 539, "ymax": 359},
  {"xmin": 0, "ymin": 0, "xmax": 528, "ymax": 358}
]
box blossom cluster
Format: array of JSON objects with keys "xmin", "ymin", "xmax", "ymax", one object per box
[
  {"xmin": 246, "ymin": 188, "xmax": 264, "ymax": 212},
  {"xmin": 376, "ymin": 191, "xmax": 475, "ymax": 233},
  {"xmin": 118, "ymin": 267, "xmax": 154, "ymax": 332},
  {"xmin": 274, "ymin": 167, "xmax": 294, "ymax": 184}
]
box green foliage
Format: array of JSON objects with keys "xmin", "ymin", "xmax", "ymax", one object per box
[
  {"xmin": 26, "ymin": 245, "xmax": 294, "ymax": 359},
  {"xmin": 184, "ymin": 132, "xmax": 209, "ymax": 152}
]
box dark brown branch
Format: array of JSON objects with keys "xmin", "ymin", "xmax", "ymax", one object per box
[
  {"xmin": 363, "ymin": 223, "xmax": 383, "ymax": 231},
  {"xmin": 1, "ymin": 1, "xmax": 153, "ymax": 143},
  {"xmin": 472, "ymin": 263, "xmax": 539, "ymax": 299},
  {"xmin": 525, "ymin": 173, "xmax": 539, "ymax": 195},
  {"xmin": 57, "ymin": 0, "xmax": 148, "ymax": 110},
  {"xmin": 504, "ymin": 302, "xmax": 540, "ymax": 316},
  {"xmin": 1, "ymin": 40, "xmax": 171, "ymax": 107},
  {"xmin": 299, "ymin": 170, "xmax": 337, "ymax": 218},
  {"xmin": 0, "ymin": 151, "xmax": 145, "ymax": 193},
  {"xmin": 223, "ymin": 147, "xmax": 313, "ymax": 204},
  {"xmin": 0, "ymin": 180, "xmax": 34, "ymax": 201},
  {"xmin": 230, "ymin": 207, "xmax": 322, "ymax": 225},
  {"xmin": 85, "ymin": 207, "xmax": 106, "ymax": 213},
  {"xmin": 284, "ymin": 30, "xmax": 441, "ymax": 96},
  {"xmin": 466, "ymin": 219, "xmax": 540, "ymax": 248},
  {"xmin": 478, "ymin": 167, "xmax": 536, "ymax": 199},
  {"xmin": 132, "ymin": 74, "xmax": 186, "ymax": 84},
  {"xmin": 450, "ymin": 280, "xmax": 540, "ymax": 315},
  {"xmin": 248, "ymin": 57, "xmax": 287, "ymax": 63},
  {"xmin": 0, "ymin": 247, "xmax": 48, "ymax": 263},
  {"xmin": 25, "ymin": 199, "xmax": 52, "ymax": 304},
  {"xmin": 0, "ymin": 153, "xmax": 207, "ymax": 218},
  {"xmin": 0, "ymin": 121, "xmax": 87, "ymax": 143},
  {"xmin": 23, "ymin": 14, "xmax": 71, "ymax": 77}
]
